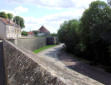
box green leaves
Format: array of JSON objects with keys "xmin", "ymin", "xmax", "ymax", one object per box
[
  {"xmin": 0, "ymin": 12, "xmax": 13, "ymax": 20},
  {"xmin": 22, "ymin": 31, "xmax": 28, "ymax": 36},
  {"xmin": 13, "ymin": 16, "xmax": 25, "ymax": 28},
  {"xmin": 0, "ymin": 12, "xmax": 8, "ymax": 19},
  {"xmin": 80, "ymin": 1, "xmax": 111, "ymax": 45},
  {"xmin": 7, "ymin": 13, "xmax": 13, "ymax": 20},
  {"xmin": 58, "ymin": 0, "xmax": 111, "ymax": 67},
  {"xmin": 0, "ymin": 11, "xmax": 25, "ymax": 29},
  {"xmin": 58, "ymin": 19, "xmax": 80, "ymax": 53}
]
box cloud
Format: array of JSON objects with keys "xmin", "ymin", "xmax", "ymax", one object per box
[
  {"xmin": 0, "ymin": 6, "xmax": 28, "ymax": 16},
  {"xmin": 7, "ymin": 0, "xmax": 75, "ymax": 8},
  {"xmin": 23, "ymin": 8, "xmax": 84, "ymax": 33},
  {"xmin": 0, "ymin": 10, "xmax": 15, "ymax": 15},
  {"xmin": 4, "ymin": 0, "xmax": 107, "ymax": 33},
  {"xmin": 6, "ymin": 0, "xmax": 107, "ymax": 9},
  {"xmin": 14, "ymin": 6, "xmax": 28, "ymax": 14}
]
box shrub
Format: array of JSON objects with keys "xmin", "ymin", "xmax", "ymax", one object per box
[
  {"xmin": 58, "ymin": 19, "xmax": 81, "ymax": 54},
  {"xmin": 22, "ymin": 31, "xmax": 28, "ymax": 36},
  {"xmin": 80, "ymin": 1, "xmax": 111, "ymax": 64},
  {"xmin": 58, "ymin": 1, "xmax": 111, "ymax": 69}
]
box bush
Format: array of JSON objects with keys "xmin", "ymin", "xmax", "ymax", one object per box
[
  {"xmin": 80, "ymin": 1, "xmax": 111, "ymax": 65},
  {"xmin": 58, "ymin": 1, "xmax": 111, "ymax": 69},
  {"xmin": 58, "ymin": 19, "xmax": 81, "ymax": 54},
  {"xmin": 22, "ymin": 31, "xmax": 28, "ymax": 36}
]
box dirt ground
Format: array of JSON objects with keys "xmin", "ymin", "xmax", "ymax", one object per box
[{"xmin": 37, "ymin": 44, "xmax": 111, "ymax": 85}]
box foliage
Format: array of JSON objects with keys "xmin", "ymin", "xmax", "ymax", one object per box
[
  {"xmin": 80, "ymin": 1, "xmax": 111, "ymax": 47},
  {"xmin": 7, "ymin": 13, "xmax": 13, "ymax": 20},
  {"xmin": 32, "ymin": 31, "xmax": 38, "ymax": 36},
  {"xmin": 50, "ymin": 33, "xmax": 57, "ymax": 36},
  {"xmin": 13, "ymin": 16, "xmax": 25, "ymax": 28},
  {"xmin": 0, "ymin": 12, "xmax": 8, "ymax": 18},
  {"xmin": 58, "ymin": 19, "xmax": 81, "ymax": 54},
  {"xmin": 80, "ymin": 1, "xmax": 111, "ymax": 63},
  {"xmin": 34, "ymin": 45, "xmax": 56, "ymax": 53},
  {"xmin": 58, "ymin": 1, "xmax": 111, "ymax": 68},
  {"xmin": 22, "ymin": 31, "xmax": 28, "ymax": 36},
  {"xmin": 0, "ymin": 11, "xmax": 25, "ymax": 29}
]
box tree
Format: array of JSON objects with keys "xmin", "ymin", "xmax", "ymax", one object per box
[
  {"xmin": 0, "ymin": 12, "xmax": 8, "ymax": 18},
  {"xmin": 32, "ymin": 31, "xmax": 38, "ymax": 36},
  {"xmin": 7, "ymin": 13, "xmax": 13, "ymax": 20},
  {"xmin": 80, "ymin": 1, "xmax": 111, "ymax": 47},
  {"xmin": 80, "ymin": 1, "xmax": 111, "ymax": 63},
  {"xmin": 51, "ymin": 33, "xmax": 57, "ymax": 37},
  {"xmin": 58, "ymin": 19, "xmax": 80, "ymax": 53},
  {"xmin": 22, "ymin": 31, "xmax": 28, "ymax": 36},
  {"xmin": 13, "ymin": 16, "xmax": 25, "ymax": 28}
]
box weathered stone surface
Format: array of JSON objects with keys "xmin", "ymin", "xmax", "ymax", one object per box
[
  {"xmin": 3, "ymin": 40, "xmax": 66, "ymax": 85},
  {"xmin": 17, "ymin": 37, "xmax": 46, "ymax": 51},
  {"xmin": 3, "ymin": 40, "xmax": 104, "ymax": 85},
  {"xmin": 36, "ymin": 45, "xmax": 104, "ymax": 85}
]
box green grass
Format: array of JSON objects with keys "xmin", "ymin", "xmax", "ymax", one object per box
[{"xmin": 33, "ymin": 45, "xmax": 57, "ymax": 53}]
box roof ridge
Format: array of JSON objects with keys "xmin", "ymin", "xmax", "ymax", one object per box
[
  {"xmin": 38, "ymin": 26, "xmax": 50, "ymax": 33},
  {"xmin": 0, "ymin": 17, "xmax": 20, "ymax": 28}
]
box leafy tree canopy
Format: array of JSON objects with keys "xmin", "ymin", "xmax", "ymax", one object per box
[
  {"xmin": 0, "ymin": 12, "xmax": 8, "ymax": 18},
  {"xmin": 32, "ymin": 31, "xmax": 38, "ymax": 36},
  {"xmin": 7, "ymin": 13, "xmax": 13, "ymax": 20},
  {"xmin": 13, "ymin": 16, "xmax": 25, "ymax": 28},
  {"xmin": 58, "ymin": 19, "xmax": 80, "ymax": 53},
  {"xmin": 51, "ymin": 33, "xmax": 57, "ymax": 36},
  {"xmin": 22, "ymin": 31, "xmax": 28, "ymax": 36},
  {"xmin": 80, "ymin": 1, "xmax": 111, "ymax": 45},
  {"xmin": 0, "ymin": 11, "xmax": 25, "ymax": 29}
]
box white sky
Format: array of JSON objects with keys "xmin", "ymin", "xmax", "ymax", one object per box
[{"xmin": 0, "ymin": 0, "xmax": 107, "ymax": 33}]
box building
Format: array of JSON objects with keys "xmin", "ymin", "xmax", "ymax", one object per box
[
  {"xmin": 38, "ymin": 26, "xmax": 50, "ymax": 36},
  {"xmin": 46, "ymin": 36, "xmax": 58, "ymax": 45},
  {"xmin": 27, "ymin": 31, "xmax": 35, "ymax": 37},
  {"xmin": 0, "ymin": 17, "xmax": 21, "ymax": 39}
]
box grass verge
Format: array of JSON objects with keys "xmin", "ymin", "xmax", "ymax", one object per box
[{"xmin": 33, "ymin": 45, "xmax": 57, "ymax": 54}]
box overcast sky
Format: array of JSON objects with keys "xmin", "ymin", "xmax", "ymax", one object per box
[{"xmin": 0, "ymin": 0, "xmax": 107, "ymax": 33}]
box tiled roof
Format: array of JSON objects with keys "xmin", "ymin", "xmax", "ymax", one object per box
[
  {"xmin": 0, "ymin": 17, "xmax": 19, "ymax": 27},
  {"xmin": 28, "ymin": 32, "xmax": 34, "ymax": 35},
  {"xmin": 38, "ymin": 26, "xmax": 50, "ymax": 33}
]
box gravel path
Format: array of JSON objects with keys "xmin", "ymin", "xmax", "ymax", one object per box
[
  {"xmin": 57, "ymin": 46, "xmax": 111, "ymax": 85},
  {"xmin": 37, "ymin": 44, "xmax": 111, "ymax": 85}
]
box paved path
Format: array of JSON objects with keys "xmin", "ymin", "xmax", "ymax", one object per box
[
  {"xmin": 36, "ymin": 44, "xmax": 111, "ymax": 85},
  {"xmin": 58, "ymin": 46, "xmax": 111, "ymax": 85}
]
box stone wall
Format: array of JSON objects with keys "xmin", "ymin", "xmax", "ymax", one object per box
[
  {"xmin": 0, "ymin": 20, "xmax": 6, "ymax": 39},
  {"xmin": 3, "ymin": 40, "xmax": 66, "ymax": 85},
  {"xmin": 16, "ymin": 37, "xmax": 46, "ymax": 51}
]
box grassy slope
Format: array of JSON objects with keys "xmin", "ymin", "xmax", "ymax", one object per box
[{"xmin": 34, "ymin": 45, "xmax": 56, "ymax": 54}]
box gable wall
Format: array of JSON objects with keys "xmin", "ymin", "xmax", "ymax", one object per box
[
  {"xmin": 3, "ymin": 40, "xmax": 66, "ymax": 85},
  {"xmin": 0, "ymin": 20, "xmax": 6, "ymax": 39},
  {"xmin": 6, "ymin": 25, "xmax": 21, "ymax": 39}
]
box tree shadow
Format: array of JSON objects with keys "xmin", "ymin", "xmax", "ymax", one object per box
[
  {"xmin": 58, "ymin": 52, "xmax": 111, "ymax": 85},
  {"xmin": 66, "ymin": 63, "xmax": 111, "ymax": 85},
  {"xmin": 45, "ymin": 47, "xmax": 111, "ymax": 85}
]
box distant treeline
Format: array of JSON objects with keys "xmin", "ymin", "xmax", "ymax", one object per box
[
  {"xmin": 0, "ymin": 12, "xmax": 25, "ymax": 28},
  {"xmin": 58, "ymin": 1, "xmax": 111, "ymax": 71}
]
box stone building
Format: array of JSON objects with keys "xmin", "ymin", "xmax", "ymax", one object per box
[
  {"xmin": 0, "ymin": 17, "xmax": 21, "ymax": 39},
  {"xmin": 27, "ymin": 31, "xmax": 35, "ymax": 37},
  {"xmin": 38, "ymin": 26, "xmax": 50, "ymax": 36}
]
